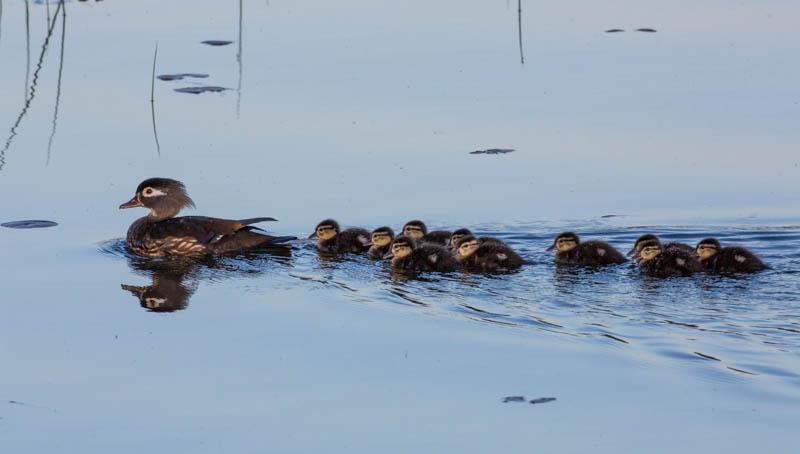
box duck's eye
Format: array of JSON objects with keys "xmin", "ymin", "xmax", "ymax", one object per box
[{"xmin": 143, "ymin": 187, "xmax": 154, "ymax": 196}]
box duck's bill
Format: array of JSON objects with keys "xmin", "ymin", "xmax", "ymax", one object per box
[
  {"xmin": 308, "ymin": 232, "xmax": 318, "ymax": 239},
  {"xmin": 383, "ymin": 252, "xmax": 394, "ymax": 259},
  {"xmin": 626, "ymin": 247, "xmax": 637, "ymax": 256},
  {"xmin": 119, "ymin": 196, "xmax": 143, "ymax": 209},
  {"xmin": 545, "ymin": 245, "xmax": 556, "ymax": 252}
]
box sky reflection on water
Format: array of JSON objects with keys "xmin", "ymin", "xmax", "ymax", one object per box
[{"xmin": 1, "ymin": 1, "xmax": 799, "ymax": 452}]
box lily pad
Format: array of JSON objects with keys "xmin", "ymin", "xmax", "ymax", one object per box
[
  {"xmin": 470, "ymin": 148, "xmax": 515, "ymax": 155},
  {"xmin": 202, "ymin": 40, "xmax": 233, "ymax": 46},
  {"xmin": 174, "ymin": 86, "xmax": 228, "ymax": 94},
  {"xmin": 157, "ymin": 73, "xmax": 209, "ymax": 81},
  {"xmin": 2, "ymin": 220, "xmax": 58, "ymax": 229}
]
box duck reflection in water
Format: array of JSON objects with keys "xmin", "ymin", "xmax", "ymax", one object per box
[{"xmin": 119, "ymin": 246, "xmax": 292, "ymax": 313}]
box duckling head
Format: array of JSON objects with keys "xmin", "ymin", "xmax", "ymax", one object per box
[
  {"xmin": 308, "ymin": 219, "xmax": 340, "ymax": 240},
  {"xmin": 628, "ymin": 233, "xmax": 659, "ymax": 256},
  {"xmin": 546, "ymin": 232, "xmax": 579, "ymax": 252},
  {"xmin": 120, "ymin": 178, "xmax": 196, "ymax": 221},
  {"xmin": 696, "ymin": 238, "xmax": 721, "ymax": 261},
  {"xmin": 456, "ymin": 235, "xmax": 480, "ymax": 259},
  {"xmin": 371, "ymin": 226, "xmax": 395, "ymax": 247},
  {"xmin": 449, "ymin": 228, "xmax": 473, "ymax": 250},
  {"xmin": 638, "ymin": 239, "xmax": 662, "ymax": 261},
  {"xmin": 384, "ymin": 235, "xmax": 416, "ymax": 260},
  {"xmin": 402, "ymin": 220, "xmax": 427, "ymax": 239}
]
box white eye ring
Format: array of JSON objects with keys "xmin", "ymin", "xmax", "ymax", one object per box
[{"xmin": 142, "ymin": 187, "xmax": 166, "ymax": 197}]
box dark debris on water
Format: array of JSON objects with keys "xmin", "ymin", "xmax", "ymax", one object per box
[
  {"xmin": 605, "ymin": 29, "xmax": 625, "ymax": 33},
  {"xmin": 636, "ymin": 28, "xmax": 657, "ymax": 32},
  {"xmin": 174, "ymin": 86, "xmax": 229, "ymax": 95},
  {"xmin": 157, "ymin": 73, "xmax": 209, "ymax": 81},
  {"xmin": 201, "ymin": 40, "xmax": 233, "ymax": 46},
  {"xmin": 503, "ymin": 396, "xmax": 557, "ymax": 405},
  {"xmin": 1, "ymin": 220, "xmax": 58, "ymax": 229},
  {"xmin": 470, "ymin": 148, "xmax": 515, "ymax": 155}
]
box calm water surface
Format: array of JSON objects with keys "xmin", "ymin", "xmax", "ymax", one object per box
[{"xmin": 1, "ymin": 1, "xmax": 799, "ymax": 452}]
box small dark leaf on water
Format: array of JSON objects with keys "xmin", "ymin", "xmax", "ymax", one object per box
[
  {"xmin": 636, "ymin": 28, "xmax": 657, "ymax": 32},
  {"xmin": 605, "ymin": 29, "xmax": 625, "ymax": 33},
  {"xmin": 174, "ymin": 86, "xmax": 228, "ymax": 94},
  {"xmin": 503, "ymin": 396, "xmax": 526, "ymax": 403},
  {"xmin": 158, "ymin": 73, "xmax": 209, "ymax": 81},
  {"xmin": 600, "ymin": 214, "xmax": 627, "ymax": 219},
  {"xmin": 470, "ymin": 148, "xmax": 515, "ymax": 155},
  {"xmin": 529, "ymin": 397, "xmax": 557, "ymax": 405},
  {"xmin": 202, "ymin": 40, "xmax": 233, "ymax": 46},
  {"xmin": 2, "ymin": 220, "xmax": 58, "ymax": 229}
]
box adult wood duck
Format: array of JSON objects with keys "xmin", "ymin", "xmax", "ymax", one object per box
[
  {"xmin": 696, "ymin": 238, "xmax": 768, "ymax": 273},
  {"xmin": 120, "ymin": 178, "xmax": 295, "ymax": 257},
  {"xmin": 546, "ymin": 232, "xmax": 627, "ymax": 266}
]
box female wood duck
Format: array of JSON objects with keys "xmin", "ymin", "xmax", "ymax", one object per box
[
  {"xmin": 546, "ymin": 232, "xmax": 627, "ymax": 266},
  {"xmin": 637, "ymin": 238, "xmax": 702, "ymax": 277},
  {"xmin": 401, "ymin": 220, "xmax": 451, "ymax": 246},
  {"xmin": 696, "ymin": 238, "xmax": 768, "ymax": 273},
  {"xmin": 384, "ymin": 235, "xmax": 459, "ymax": 272},
  {"xmin": 368, "ymin": 226, "xmax": 395, "ymax": 259},
  {"xmin": 627, "ymin": 233, "xmax": 696, "ymax": 258},
  {"xmin": 455, "ymin": 235, "xmax": 525, "ymax": 271},
  {"xmin": 120, "ymin": 178, "xmax": 295, "ymax": 257},
  {"xmin": 309, "ymin": 219, "xmax": 371, "ymax": 253}
]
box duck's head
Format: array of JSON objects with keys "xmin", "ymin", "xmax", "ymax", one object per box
[
  {"xmin": 449, "ymin": 228, "xmax": 473, "ymax": 250},
  {"xmin": 371, "ymin": 226, "xmax": 395, "ymax": 248},
  {"xmin": 638, "ymin": 239, "xmax": 662, "ymax": 261},
  {"xmin": 547, "ymin": 232, "xmax": 580, "ymax": 252},
  {"xmin": 120, "ymin": 178, "xmax": 195, "ymax": 221},
  {"xmin": 628, "ymin": 233, "xmax": 659, "ymax": 256},
  {"xmin": 384, "ymin": 235, "xmax": 416, "ymax": 260},
  {"xmin": 456, "ymin": 235, "xmax": 480, "ymax": 259},
  {"xmin": 309, "ymin": 219, "xmax": 340, "ymax": 240},
  {"xmin": 402, "ymin": 220, "xmax": 427, "ymax": 239},
  {"xmin": 696, "ymin": 238, "xmax": 721, "ymax": 261}
]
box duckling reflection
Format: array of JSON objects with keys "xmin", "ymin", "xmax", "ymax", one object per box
[{"xmin": 122, "ymin": 273, "xmax": 196, "ymax": 313}]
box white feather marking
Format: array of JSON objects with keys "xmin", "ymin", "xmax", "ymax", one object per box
[
  {"xmin": 357, "ymin": 235, "xmax": 370, "ymax": 246},
  {"xmin": 597, "ymin": 248, "xmax": 606, "ymax": 256},
  {"xmin": 142, "ymin": 188, "xmax": 167, "ymax": 197},
  {"xmin": 676, "ymin": 258, "xmax": 686, "ymax": 266},
  {"xmin": 497, "ymin": 253, "xmax": 508, "ymax": 261},
  {"xmin": 735, "ymin": 255, "xmax": 746, "ymax": 263},
  {"xmin": 428, "ymin": 254, "xmax": 438, "ymax": 263}
]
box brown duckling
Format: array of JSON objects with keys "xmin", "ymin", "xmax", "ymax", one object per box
[
  {"xmin": 368, "ymin": 226, "xmax": 395, "ymax": 259},
  {"xmin": 449, "ymin": 229, "xmax": 506, "ymax": 250},
  {"xmin": 384, "ymin": 235, "xmax": 459, "ymax": 272},
  {"xmin": 696, "ymin": 238, "xmax": 767, "ymax": 273},
  {"xmin": 628, "ymin": 233, "xmax": 696, "ymax": 258},
  {"xmin": 120, "ymin": 178, "xmax": 295, "ymax": 257},
  {"xmin": 546, "ymin": 232, "xmax": 627, "ymax": 266},
  {"xmin": 637, "ymin": 238, "xmax": 702, "ymax": 277},
  {"xmin": 309, "ymin": 219, "xmax": 371, "ymax": 253},
  {"xmin": 455, "ymin": 235, "xmax": 525, "ymax": 271},
  {"xmin": 401, "ymin": 220, "xmax": 451, "ymax": 246}
]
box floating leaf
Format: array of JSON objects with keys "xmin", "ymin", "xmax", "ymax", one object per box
[
  {"xmin": 470, "ymin": 148, "xmax": 515, "ymax": 155},
  {"xmin": 201, "ymin": 40, "xmax": 233, "ymax": 46},
  {"xmin": 636, "ymin": 28, "xmax": 657, "ymax": 33},
  {"xmin": 529, "ymin": 397, "xmax": 557, "ymax": 405},
  {"xmin": 605, "ymin": 29, "xmax": 625, "ymax": 33},
  {"xmin": 502, "ymin": 396, "xmax": 526, "ymax": 403},
  {"xmin": 174, "ymin": 86, "xmax": 228, "ymax": 94},
  {"xmin": 1, "ymin": 220, "xmax": 58, "ymax": 229},
  {"xmin": 157, "ymin": 73, "xmax": 210, "ymax": 81}
]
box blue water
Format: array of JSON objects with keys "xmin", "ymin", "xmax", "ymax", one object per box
[{"xmin": 1, "ymin": 1, "xmax": 799, "ymax": 452}]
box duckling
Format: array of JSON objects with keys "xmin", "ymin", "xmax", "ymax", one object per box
[
  {"xmin": 696, "ymin": 238, "xmax": 767, "ymax": 273},
  {"xmin": 401, "ymin": 220, "xmax": 452, "ymax": 246},
  {"xmin": 455, "ymin": 235, "xmax": 525, "ymax": 271},
  {"xmin": 449, "ymin": 228, "xmax": 474, "ymax": 249},
  {"xmin": 120, "ymin": 178, "xmax": 295, "ymax": 257},
  {"xmin": 368, "ymin": 226, "xmax": 395, "ymax": 259},
  {"xmin": 546, "ymin": 232, "xmax": 627, "ymax": 266},
  {"xmin": 309, "ymin": 219, "xmax": 371, "ymax": 253},
  {"xmin": 384, "ymin": 235, "xmax": 460, "ymax": 272},
  {"xmin": 637, "ymin": 238, "xmax": 702, "ymax": 277},
  {"xmin": 628, "ymin": 233, "xmax": 696, "ymax": 258}
]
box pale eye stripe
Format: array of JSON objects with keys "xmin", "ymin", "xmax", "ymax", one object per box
[{"xmin": 142, "ymin": 188, "xmax": 167, "ymax": 197}]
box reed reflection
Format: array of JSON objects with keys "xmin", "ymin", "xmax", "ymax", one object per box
[{"xmin": 1, "ymin": 0, "xmax": 65, "ymax": 171}]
